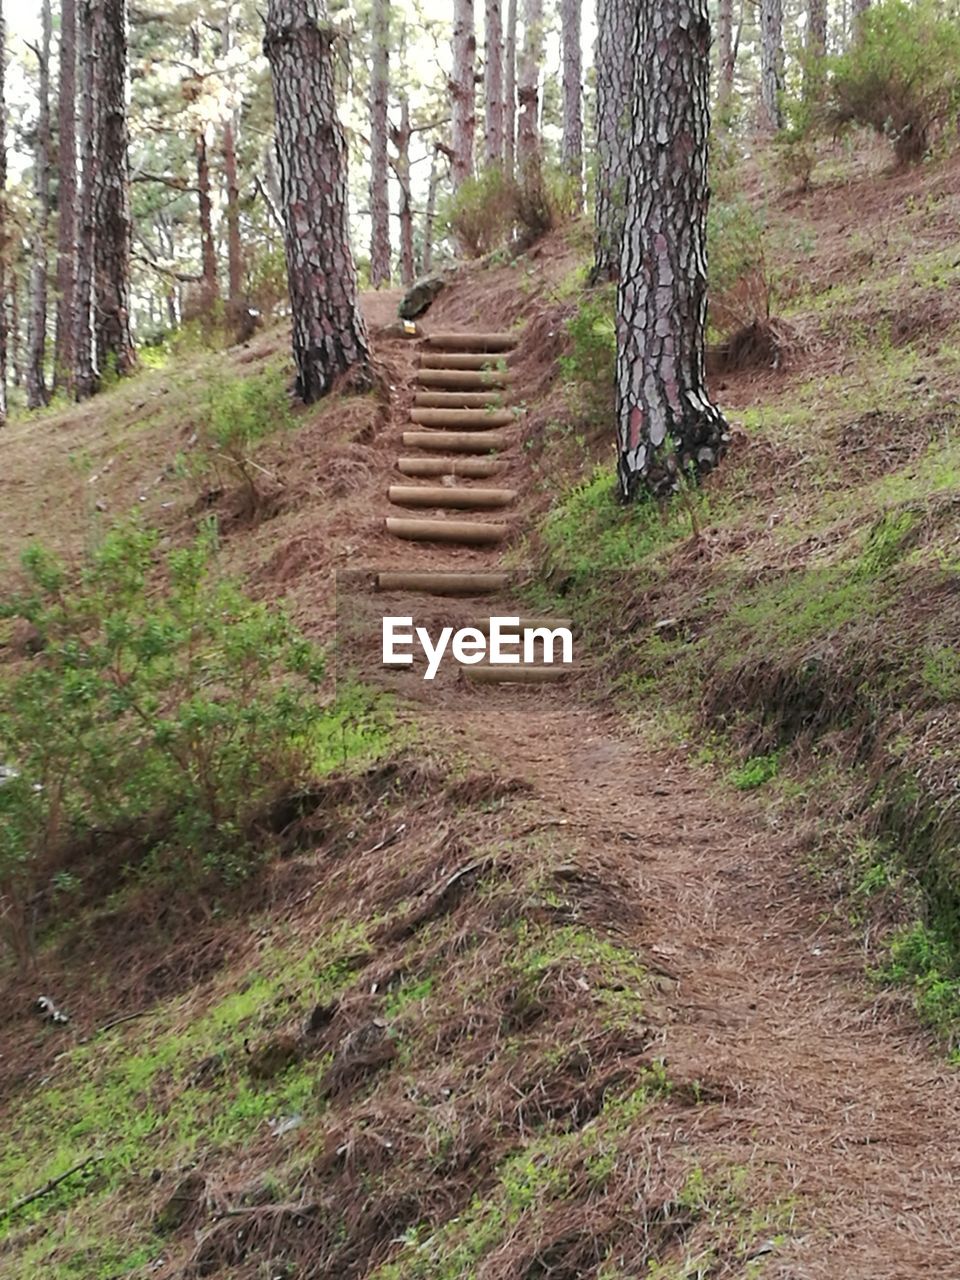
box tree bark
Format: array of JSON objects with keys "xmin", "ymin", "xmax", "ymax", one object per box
[
  {"xmin": 92, "ymin": 0, "xmax": 135, "ymax": 379},
  {"xmin": 196, "ymin": 129, "xmax": 218, "ymax": 312},
  {"xmin": 716, "ymin": 0, "xmax": 735, "ymax": 112},
  {"xmin": 390, "ymin": 99, "xmax": 415, "ymax": 288},
  {"xmin": 263, "ymin": 0, "xmax": 370, "ymax": 403},
  {"xmin": 483, "ymin": 0, "xmax": 504, "ymax": 167},
  {"xmin": 26, "ymin": 0, "xmax": 52, "ymax": 409},
  {"xmin": 503, "ymin": 0, "xmax": 517, "ymax": 176},
  {"xmin": 451, "ymin": 0, "xmax": 476, "ymax": 188},
  {"xmin": 759, "ymin": 0, "xmax": 784, "ymax": 133},
  {"xmin": 222, "ymin": 6, "xmax": 244, "ymax": 327},
  {"xmin": 516, "ymin": 0, "xmax": 542, "ymax": 177},
  {"xmin": 369, "ymin": 0, "xmax": 390, "ymax": 286},
  {"xmin": 73, "ymin": 0, "xmax": 98, "ymax": 398},
  {"xmin": 560, "ymin": 0, "xmax": 582, "ymax": 202},
  {"xmin": 53, "ymin": 0, "xmax": 77, "ymax": 389},
  {"xmin": 805, "ymin": 0, "xmax": 827, "ymax": 99},
  {"xmin": 615, "ymin": 0, "xmax": 729, "ymax": 501},
  {"xmin": 0, "ymin": 0, "xmax": 7, "ymax": 424},
  {"xmin": 592, "ymin": 0, "xmax": 634, "ymax": 282}
]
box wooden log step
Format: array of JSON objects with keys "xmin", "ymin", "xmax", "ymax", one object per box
[
  {"xmin": 397, "ymin": 456, "xmax": 506, "ymax": 478},
  {"xmin": 414, "ymin": 390, "xmax": 506, "ymax": 410},
  {"xmin": 423, "ymin": 331, "xmax": 518, "ymax": 352},
  {"xmin": 402, "ymin": 429, "xmax": 511, "ymax": 454},
  {"xmin": 377, "ymin": 571, "xmax": 508, "ymax": 596},
  {"xmin": 410, "ymin": 407, "xmax": 515, "ymax": 429},
  {"xmin": 388, "ymin": 485, "xmax": 516, "ymax": 510},
  {"xmin": 385, "ymin": 517, "xmax": 509, "ymax": 546},
  {"xmin": 420, "ymin": 353, "xmax": 510, "ymax": 371},
  {"xmin": 461, "ymin": 664, "xmax": 573, "ymax": 684},
  {"xmin": 470, "ymin": 615, "xmax": 574, "ymax": 634},
  {"xmin": 416, "ymin": 369, "xmax": 510, "ymax": 390}
]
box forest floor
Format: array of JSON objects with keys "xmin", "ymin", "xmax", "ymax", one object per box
[{"xmin": 1, "ymin": 137, "xmax": 960, "ymax": 1278}]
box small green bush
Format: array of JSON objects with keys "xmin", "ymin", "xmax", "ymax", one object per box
[
  {"xmin": 558, "ymin": 286, "xmax": 617, "ymax": 426},
  {"xmin": 195, "ymin": 367, "xmax": 293, "ymax": 514},
  {"xmin": 706, "ymin": 195, "xmax": 772, "ymax": 336},
  {"xmin": 441, "ymin": 167, "xmax": 521, "ymax": 258},
  {"xmin": 826, "ymin": 0, "xmax": 960, "ymax": 164},
  {"xmin": 0, "ymin": 520, "xmax": 333, "ymax": 962}
]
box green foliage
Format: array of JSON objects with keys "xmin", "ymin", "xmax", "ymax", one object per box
[
  {"xmin": 706, "ymin": 195, "xmax": 772, "ymax": 335},
  {"xmin": 543, "ymin": 465, "xmax": 698, "ymax": 573},
  {"xmin": 880, "ymin": 922, "xmax": 960, "ymax": 1051},
  {"xmin": 826, "ymin": 0, "xmax": 960, "ymax": 164},
  {"xmin": 729, "ymin": 753, "xmax": 781, "ymax": 791},
  {"xmin": 194, "ymin": 367, "xmax": 293, "ymax": 513},
  {"xmin": 0, "ymin": 520, "xmax": 338, "ymax": 948},
  {"xmin": 439, "ymin": 166, "xmax": 520, "ymax": 258},
  {"xmin": 558, "ymin": 285, "xmax": 616, "ymax": 425}
]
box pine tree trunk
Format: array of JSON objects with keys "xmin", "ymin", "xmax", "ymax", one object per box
[
  {"xmin": 592, "ymin": 0, "xmax": 634, "ymax": 282},
  {"xmin": 805, "ymin": 0, "xmax": 827, "ymax": 98},
  {"xmin": 26, "ymin": 0, "xmax": 52, "ymax": 410},
  {"xmin": 516, "ymin": 0, "xmax": 542, "ymax": 177},
  {"xmin": 53, "ymin": 0, "xmax": 77, "ymax": 389},
  {"xmin": 368, "ymin": 0, "xmax": 391, "ymax": 287},
  {"xmin": 759, "ymin": 0, "xmax": 784, "ymax": 132},
  {"xmin": 716, "ymin": 0, "xmax": 735, "ymax": 112},
  {"xmin": 484, "ymin": 0, "xmax": 504, "ymax": 167},
  {"xmin": 391, "ymin": 99, "xmax": 415, "ymax": 288},
  {"xmin": 451, "ymin": 0, "xmax": 476, "ymax": 188},
  {"xmin": 559, "ymin": 0, "xmax": 582, "ymax": 202},
  {"xmin": 93, "ymin": 0, "xmax": 135, "ymax": 378},
  {"xmin": 503, "ymin": 0, "xmax": 517, "ymax": 177},
  {"xmin": 422, "ymin": 145, "xmax": 440, "ymax": 274},
  {"xmin": 263, "ymin": 0, "xmax": 370, "ymax": 403},
  {"xmin": 9, "ymin": 274, "xmax": 18, "ymax": 390},
  {"xmin": 615, "ymin": 0, "xmax": 729, "ymax": 501},
  {"xmin": 0, "ymin": 0, "xmax": 7, "ymax": 424},
  {"xmin": 222, "ymin": 8, "xmax": 244, "ymax": 328},
  {"xmin": 196, "ymin": 129, "xmax": 218, "ymax": 313},
  {"xmin": 73, "ymin": 0, "xmax": 98, "ymax": 399}
]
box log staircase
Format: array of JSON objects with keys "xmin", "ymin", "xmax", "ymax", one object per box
[{"xmin": 371, "ymin": 328, "xmax": 575, "ymax": 686}]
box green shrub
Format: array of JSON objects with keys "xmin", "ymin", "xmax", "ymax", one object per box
[
  {"xmin": 706, "ymin": 195, "xmax": 772, "ymax": 336},
  {"xmin": 558, "ymin": 286, "xmax": 617, "ymax": 426},
  {"xmin": 826, "ymin": 0, "xmax": 960, "ymax": 164},
  {"xmin": 195, "ymin": 368, "xmax": 293, "ymax": 514},
  {"xmin": 0, "ymin": 520, "xmax": 333, "ymax": 963},
  {"xmin": 440, "ymin": 167, "xmax": 521, "ymax": 258}
]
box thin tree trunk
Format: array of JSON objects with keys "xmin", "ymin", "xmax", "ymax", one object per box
[
  {"xmin": 451, "ymin": 0, "xmax": 476, "ymax": 188},
  {"xmin": 196, "ymin": 129, "xmax": 218, "ymax": 313},
  {"xmin": 0, "ymin": 0, "xmax": 7, "ymax": 424},
  {"xmin": 615, "ymin": 0, "xmax": 729, "ymax": 501},
  {"xmin": 850, "ymin": 0, "xmax": 870, "ymax": 45},
  {"xmin": 263, "ymin": 0, "xmax": 370, "ymax": 403},
  {"xmin": 369, "ymin": 0, "xmax": 390, "ymax": 286},
  {"xmin": 592, "ymin": 0, "xmax": 633, "ymax": 282},
  {"xmin": 391, "ymin": 98, "xmax": 415, "ymax": 288},
  {"xmin": 26, "ymin": 0, "xmax": 52, "ymax": 409},
  {"xmin": 53, "ymin": 0, "xmax": 77, "ymax": 389},
  {"xmin": 516, "ymin": 0, "xmax": 542, "ymax": 174},
  {"xmin": 422, "ymin": 145, "xmax": 440, "ymax": 274},
  {"xmin": 805, "ymin": 0, "xmax": 827, "ymax": 99},
  {"xmin": 93, "ymin": 0, "xmax": 135, "ymax": 378},
  {"xmin": 484, "ymin": 0, "xmax": 504, "ymax": 167},
  {"xmin": 73, "ymin": 0, "xmax": 98, "ymax": 399},
  {"xmin": 716, "ymin": 0, "xmax": 735, "ymax": 112},
  {"xmin": 503, "ymin": 0, "xmax": 517, "ymax": 177},
  {"xmin": 559, "ymin": 0, "xmax": 582, "ymax": 203},
  {"xmin": 759, "ymin": 0, "xmax": 784, "ymax": 133},
  {"xmin": 222, "ymin": 5, "xmax": 244, "ymax": 327},
  {"xmin": 9, "ymin": 274, "xmax": 18, "ymax": 389}
]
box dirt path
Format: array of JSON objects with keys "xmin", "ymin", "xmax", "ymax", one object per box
[
  {"xmin": 451, "ymin": 701, "xmax": 960, "ymax": 1278},
  {"xmin": 368, "ymin": 327, "xmax": 960, "ymax": 1278}
]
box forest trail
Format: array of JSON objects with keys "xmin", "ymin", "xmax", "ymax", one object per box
[{"xmin": 369, "ymin": 329, "xmax": 960, "ymax": 1278}]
